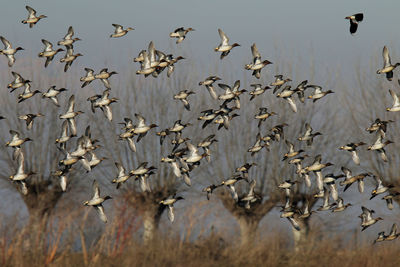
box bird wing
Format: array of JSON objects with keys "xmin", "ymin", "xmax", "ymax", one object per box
[
  {"xmin": 112, "ymin": 23, "xmax": 123, "ymax": 33},
  {"xmin": 96, "ymin": 205, "xmax": 108, "ymax": 223},
  {"xmin": 127, "ymin": 137, "xmax": 136, "ymax": 152},
  {"xmin": 286, "ymin": 140, "xmax": 294, "ymax": 153},
  {"xmin": 389, "ymin": 223, "xmax": 398, "ymax": 236},
  {"xmin": 135, "ymin": 113, "xmax": 146, "ymax": 128},
  {"xmin": 41, "ymin": 39, "xmax": 53, "ymax": 51},
  {"xmin": 65, "ymin": 26, "xmax": 74, "ymax": 39},
  {"xmin": 305, "ymin": 123, "xmax": 312, "ymax": 136},
  {"xmin": 383, "ymin": 46, "xmax": 392, "ymax": 68},
  {"xmin": 389, "ymin": 89, "xmax": 399, "ymax": 107},
  {"xmin": 67, "ymin": 95, "xmax": 75, "ymax": 113},
  {"xmin": 104, "ymin": 105, "xmax": 113, "ymax": 121},
  {"xmin": 251, "ymin": 43, "xmax": 261, "ymax": 59},
  {"xmin": 218, "ymin": 29, "xmax": 229, "ymax": 46},
  {"xmin": 349, "ymin": 20, "xmax": 358, "ymax": 35},
  {"xmin": 167, "ymin": 205, "xmax": 175, "ymax": 222},
  {"xmin": 115, "ymin": 162, "xmax": 125, "ymax": 176},
  {"xmin": 287, "ymin": 97, "xmax": 297, "ymax": 113},
  {"xmin": 0, "ymin": 36, "xmax": 11, "ymax": 49},
  {"xmin": 92, "ymin": 180, "xmax": 100, "ymax": 199},
  {"xmin": 17, "ymin": 151, "xmax": 25, "ymax": 174},
  {"xmin": 26, "ymin": 6, "xmax": 37, "ymax": 17}
]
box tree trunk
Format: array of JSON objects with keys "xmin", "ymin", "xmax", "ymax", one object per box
[
  {"xmin": 21, "ymin": 187, "xmax": 62, "ymax": 250},
  {"xmin": 292, "ymin": 217, "xmax": 310, "ymax": 252},
  {"xmin": 237, "ymin": 216, "xmax": 261, "ymax": 246},
  {"xmin": 142, "ymin": 209, "xmax": 162, "ymax": 244}
]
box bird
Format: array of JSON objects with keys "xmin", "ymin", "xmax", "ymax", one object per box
[
  {"xmin": 331, "ymin": 197, "xmax": 352, "ymax": 212},
  {"xmin": 236, "ymin": 163, "xmax": 257, "ymax": 180},
  {"xmin": 248, "ymin": 133, "xmax": 268, "ymax": 156},
  {"xmin": 38, "ymin": 39, "xmax": 64, "ymax": 67},
  {"xmin": 9, "ymin": 151, "xmax": 35, "ymax": 195},
  {"xmin": 55, "ymin": 120, "xmax": 71, "ymax": 149},
  {"xmin": 52, "ymin": 168, "xmax": 70, "ymax": 192},
  {"xmin": 90, "ymin": 89, "xmax": 118, "ymax": 121},
  {"xmin": 386, "ymin": 89, "xmax": 400, "ymax": 112},
  {"xmin": 169, "ymin": 27, "xmax": 195, "ymax": 44},
  {"xmin": 6, "ymin": 130, "xmax": 32, "ymax": 149},
  {"xmin": 18, "ymin": 113, "xmax": 43, "ymax": 130},
  {"xmin": 276, "ymin": 86, "xmax": 298, "ymax": 112},
  {"xmin": 129, "ymin": 162, "xmax": 157, "ymax": 177},
  {"xmin": 298, "ymin": 123, "xmax": 322, "ymax": 146},
  {"xmin": 382, "ymin": 192, "xmax": 400, "ymax": 210},
  {"xmin": 373, "ymin": 231, "xmax": 387, "ymax": 244},
  {"xmin": 94, "ymin": 68, "xmax": 117, "ymax": 89},
  {"xmin": 220, "ymin": 175, "xmax": 244, "ymax": 202},
  {"xmin": 60, "ymin": 46, "xmax": 83, "ymax": 72},
  {"xmin": 304, "ymin": 155, "xmax": 333, "ymax": 173},
  {"xmin": 377, "ymin": 46, "xmax": 400, "ymax": 81},
  {"xmin": 84, "ymin": 180, "xmax": 112, "ymax": 223},
  {"xmin": 59, "ymin": 95, "xmax": 84, "ymax": 137},
  {"xmin": 174, "ymin": 90, "xmax": 195, "ymax": 111},
  {"xmin": 8, "ymin": 71, "xmax": 30, "ymax": 92},
  {"xmin": 340, "ymin": 167, "xmax": 370, "ymax": 193},
  {"xmin": 339, "ymin": 142, "xmax": 366, "ymax": 165},
  {"xmin": 159, "ymin": 196, "xmax": 184, "ymax": 222},
  {"xmin": 241, "ymin": 180, "xmax": 258, "ymax": 209},
  {"xmin": 366, "ymin": 118, "xmax": 393, "ymax": 137},
  {"xmin": 168, "ymin": 120, "xmax": 192, "ymax": 134},
  {"xmin": 87, "ymin": 151, "xmax": 106, "ymax": 169},
  {"xmin": 370, "ymin": 176, "xmax": 393, "ymax": 200},
  {"xmin": 218, "ymin": 80, "xmax": 243, "ymax": 101},
  {"xmin": 282, "ymin": 141, "xmax": 304, "ymax": 161},
  {"xmin": 110, "ymin": 24, "xmax": 134, "ymax": 38},
  {"xmin": 345, "ymin": 13, "xmax": 363, "ymax": 34},
  {"xmin": 384, "ymin": 223, "xmax": 400, "ymax": 241},
  {"xmin": 58, "ymin": 26, "xmax": 81, "ymax": 47},
  {"xmin": 367, "ymin": 131, "xmax": 393, "ymax": 162},
  {"xmin": 118, "ymin": 129, "xmax": 137, "ymax": 152},
  {"xmin": 214, "ymin": 29, "xmax": 240, "ymax": 59},
  {"xmin": 131, "ymin": 113, "xmax": 158, "ymax": 142},
  {"xmin": 17, "ymin": 83, "xmax": 41, "ymax": 103},
  {"xmin": 244, "ymin": 43, "xmax": 272, "ymax": 79},
  {"xmin": 199, "ymin": 76, "xmax": 221, "ymax": 100},
  {"xmin": 202, "ymin": 184, "xmax": 220, "ymax": 200},
  {"xmin": 359, "ymin": 206, "xmax": 383, "ymax": 231},
  {"xmin": 197, "ymin": 134, "xmax": 217, "ymax": 162},
  {"xmin": 80, "ymin": 68, "xmax": 96, "ymax": 88},
  {"xmin": 307, "ymin": 85, "xmax": 333, "ymax": 102},
  {"xmin": 249, "ymin": 84, "xmax": 271, "ymax": 101},
  {"xmin": 278, "ymin": 180, "xmax": 298, "ymax": 197},
  {"xmin": 295, "ymin": 80, "xmax": 310, "ymax": 103},
  {"xmin": 42, "ymin": 86, "xmax": 67, "ymax": 107},
  {"xmin": 254, "ymin": 107, "xmax": 277, "ymax": 128},
  {"xmin": 21, "ymin": 6, "xmax": 47, "ymax": 28},
  {"xmin": 317, "ymin": 188, "xmax": 334, "ymax": 211},
  {"xmin": 271, "ymin": 75, "xmax": 291, "ymax": 94},
  {"xmin": 184, "ymin": 142, "xmax": 207, "ymax": 164},
  {"xmin": 136, "ymin": 51, "xmax": 155, "ymax": 76},
  {"xmin": 0, "ymin": 36, "xmax": 24, "ymax": 67}
]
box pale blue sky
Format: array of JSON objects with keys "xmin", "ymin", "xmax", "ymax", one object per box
[{"xmin": 0, "ymin": 0, "xmax": 399, "ymax": 72}]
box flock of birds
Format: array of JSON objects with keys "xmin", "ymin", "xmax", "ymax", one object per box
[{"xmin": 1, "ymin": 6, "xmax": 400, "ymax": 244}]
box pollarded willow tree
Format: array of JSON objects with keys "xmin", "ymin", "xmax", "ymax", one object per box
[
  {"xmin": 0, "ymin": 62, "xmax": 100, "ymax": 233},
  {"xmin": 341, "ymin": 54, "xmax": 400, "ymax": 208},
  {"xmin": 87, "ymin": 65, "xmax": 205, "ymax": 243},
  {"xmin": 199, "ymin": 61, "xmax": 344, "ymax": 247}
]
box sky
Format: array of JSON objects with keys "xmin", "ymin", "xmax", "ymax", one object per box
[{"xmin": 0, "ymin": 0, "xmax": 399, "ymax": 73}]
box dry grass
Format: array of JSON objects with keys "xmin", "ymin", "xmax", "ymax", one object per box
[{"xmin": 1, "ymin": 209, "xmax": 399, "ymax": 267}]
